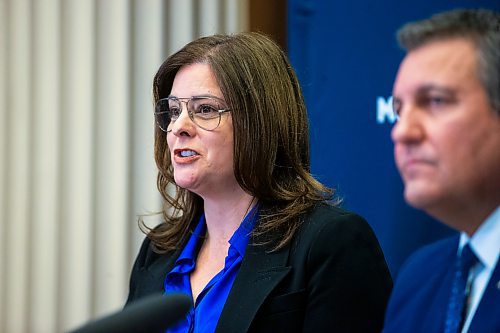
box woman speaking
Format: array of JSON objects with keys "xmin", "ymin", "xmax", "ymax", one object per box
[{"xmin": 126, "ymin": 32, "xmax": 392, "ymax": 333}]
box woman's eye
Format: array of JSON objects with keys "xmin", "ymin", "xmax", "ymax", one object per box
[
  {"xmin": 197, "ymin": 105, "xmax": 217, "ymax": 115},
  {"xmin": 169, "ymin": 107, "xmax": 181, "ymax": 118}
]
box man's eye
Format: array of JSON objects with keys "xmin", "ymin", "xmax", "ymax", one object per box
[
  {"xmin": 419, "ymin": 95, "xmax": 452, "ymax": 109},
  {"xmin": 417, "ymin": 95, "xmax": 453, "ymax": 111},
  {"xmin": 428, "ymin": 96, "xmax": 447, "ymax": 106},
  {"xmin": 392, "ymin": 98, "xmax": 402, "ymax": 116}
]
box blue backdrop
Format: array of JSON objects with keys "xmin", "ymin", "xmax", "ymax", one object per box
[{"xmin": 287, "ymin": 1, "xmax": 500, "ymax": 276}]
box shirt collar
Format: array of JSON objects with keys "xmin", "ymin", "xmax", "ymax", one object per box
[
  {"xmin": 170, "ymin": 205, "xmax": 259, "ymax": 272},
  {"xmin": 228, "ymin": 204, "xmax": 259, "ymax": 258},
  {"xmin": 459, "ymin": 206, "xmax": 500, "ymax": 271},
  {"xmin": 170, "ymin": 214, "xmax": 207, "ymax": 274}
]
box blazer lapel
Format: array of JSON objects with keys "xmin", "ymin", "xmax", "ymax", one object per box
[
  {"xmin": 467, "ymin": 262, "xmax": 500, "ymax": 332},
  {"xmin": 140, "ymin": 247, "xmax": 182, "ymax": 296},
  {"xmin": 216, "ymin": 241, "xmax": 291, "ymax": 333}
]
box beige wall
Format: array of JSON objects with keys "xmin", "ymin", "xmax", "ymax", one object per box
[{"xmin": 0, "ymin": 0, "xmax": 248, "ymax": 332}]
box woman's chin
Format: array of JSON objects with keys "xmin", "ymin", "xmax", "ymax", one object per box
[{"xmin": 173, "ymin": 175, "xmax": 197, "ymax": 191}]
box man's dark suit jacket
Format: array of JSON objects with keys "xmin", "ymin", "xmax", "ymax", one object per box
[
  {"xmin": 126, "ymin": 204, "xmax": 392, "ymax": 332},
  {"xmin": 383, "ymin": 235, "xmax": 500, "ymax": 333}
]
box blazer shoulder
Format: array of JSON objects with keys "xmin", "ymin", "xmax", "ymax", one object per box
[
  {"xmin": 133, "ymin": 225, "xmax": 186, "ymax": 271},
  {"xmin": 126, "ymin": 231, "xmax": 181, "ymax": 305},
  {"xmin": 293, "ymin": 203, "xmax": 389, "ymax": 272},
  {"xmin": 384, "ymin": 235, "xmax": 460, "ymax": 332},
  {"xmin": 298, "ymin": 203, "xmax": 377, "ymax": 244},
  {"xmin": 397, "ymin": 235, "xmax": 459, "ymax": 281},
  {"xmin": 133, "ymin": 234, "xmax": 160, "ymax": 270},
  {"xmin": 287, "ymin": 203, "xmax": 392, "ymax": 332}
]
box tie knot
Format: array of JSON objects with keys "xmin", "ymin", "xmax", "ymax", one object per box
[{"xmin": 459, "ymin": 244, "xmax": 478, "ymax": 273}]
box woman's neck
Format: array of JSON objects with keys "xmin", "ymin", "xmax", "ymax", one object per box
[{"xmin": 202, "ymin": 190, "xmax": 255, "ymax": 245}]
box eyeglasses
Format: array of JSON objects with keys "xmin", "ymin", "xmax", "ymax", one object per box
[{"xmin": 155, "ymin": 96, "xmax": 231, "ymax": 132}]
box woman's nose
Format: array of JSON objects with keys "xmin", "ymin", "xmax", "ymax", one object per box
[{"xmin": 170, "ymin": 105, "xmax": 195, "ymax": 136}]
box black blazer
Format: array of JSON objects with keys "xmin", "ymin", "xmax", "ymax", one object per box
[{"xmin": 126, "ymin": 204, "xmax": 392, "ymax": 332}]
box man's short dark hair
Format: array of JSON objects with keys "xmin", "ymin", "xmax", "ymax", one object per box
[{"xmin": 397, "ymin": 9, "xmax": 500, "ymax": 113}]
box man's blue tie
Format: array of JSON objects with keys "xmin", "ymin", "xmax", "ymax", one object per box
[{"xmin": 444, "ymin": 243, "xmax": 478, "ymax": 333}]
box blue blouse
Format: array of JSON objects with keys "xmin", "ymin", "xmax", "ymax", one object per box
[{"xmin": 164, "ymin": 206, "xmax": 259, "ymax": 333}]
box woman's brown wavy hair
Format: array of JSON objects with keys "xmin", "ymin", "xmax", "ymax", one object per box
[{"xmin": 142, "ymin": 32, "xmax": 335, "ymax": 253}]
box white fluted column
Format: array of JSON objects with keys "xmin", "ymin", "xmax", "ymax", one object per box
[
  {"xmin": 168, "ymin": 0, "xmax": 195, "ymax": 53},
  {"xmin": 129, "ymin": 0, "xmax": 164, "ymax": 260},
  {"xmin": 0, "ymin": 1, "xmax": 249, "ymax": 332},
  {"xmin": 93, "ymin": 0, "xmax": 131, "ymax": 316},
  {"xmin": 0, "ymin": 0, "xmax": 7, "ymax": 329},
  {"xmin": 4, "ymin": 0, "xmax": 31, "ymax": 332},
  {"xmin": 225, "ymin": 0, "xmax": 249, "ymax": 33},
  {"xmin": 58, "ymin": 0, "xmax": 95, "ymax": 331},
  {"xmin": 29, "ymin": 0, "xmax": 61, "ymax": 331},
  {"xmin": 200, "ymin": 0, "xmax": 222, "ymax": 36}
]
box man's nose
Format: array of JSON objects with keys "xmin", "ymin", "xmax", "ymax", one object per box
[{"xmin": 391, "ymin": 105, "xmax": 424, "ymax": 144}]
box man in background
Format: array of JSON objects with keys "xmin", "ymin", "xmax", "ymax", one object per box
[{"xmin": 383, "ymin": 8, "xmax": 500, "ymax": 333}]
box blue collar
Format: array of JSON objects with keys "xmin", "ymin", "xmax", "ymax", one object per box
[{"xmin": 169, "ymin": 204, "xmax": 259, "ymax": 275}]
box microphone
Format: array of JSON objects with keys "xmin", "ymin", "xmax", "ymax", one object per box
[{"xmin": 68, "ymin": 293, "xmax": 192, "ymax": 333}]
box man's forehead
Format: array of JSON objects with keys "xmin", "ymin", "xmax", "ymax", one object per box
[
  {"xmin": 393, "ymin": 39, "xmax": 478, "ymax": 95},
  {"xmin": 393, "ymin": 82, "xmax": 457, "ymax": 96}
]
